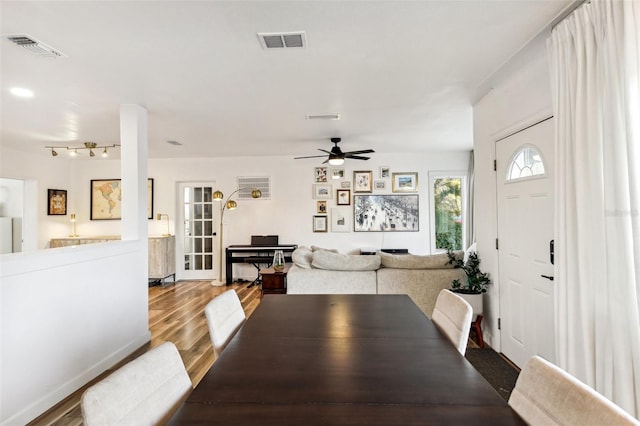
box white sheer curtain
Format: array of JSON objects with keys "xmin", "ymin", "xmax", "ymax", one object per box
[
  {"xmin": 549, "ymin": 0, "xmax": 640, "ymax": 418},
  {"xmin": 466, "ymin": 150, "xmax": 475, "ymax": 249}
]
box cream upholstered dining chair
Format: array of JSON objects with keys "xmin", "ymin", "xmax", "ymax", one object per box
[
  {"xmin": 204, "ymin": 289, "xmax": 246, "ymax": 356},
  {"xmin": 509, "ymin": 356, "xmax": 639, "ymax": 426},
  {"xmin": 81, "ymin": 341, "xmax": 192, "ymax": 426},
  {"xmin": 431, "ymin": 289, "xmax": 473, "ymax": 355}
]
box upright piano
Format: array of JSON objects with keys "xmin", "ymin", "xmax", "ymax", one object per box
[{"xmin": 225, "ymin": 236, "xmax": 297, "ymax": 284}]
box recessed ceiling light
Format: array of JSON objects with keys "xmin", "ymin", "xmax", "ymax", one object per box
[{"xmin": 10, "ymin": 87, "xmax": 34, "ymax": 98}]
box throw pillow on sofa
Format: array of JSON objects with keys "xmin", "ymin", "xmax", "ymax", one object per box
[
  {"xmin": 312, "ymin": 250, "xmax": 381, "ymax": 271},
  {"xmin": 377, "ymin": 251, "xmax": 462, "ymax": 269},
  {"xmin": 310, "ymin": 245, "xmax": 339, "ymax": 253},
  {"xmin": 292, "ymin": 246, "xmax": 313, "ymax": 269}
]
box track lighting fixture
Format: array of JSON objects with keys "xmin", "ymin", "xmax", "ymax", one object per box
[{"xmin": 45, "ymin": 142, "xmax": 120, "ymax": 158}]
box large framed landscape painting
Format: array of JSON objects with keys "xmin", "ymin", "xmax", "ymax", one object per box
[
  {"xmin": 354, "ymin": 194, "xmax": 419, "ymax": 232},
  {"xmin": 91, "ymin": 178, "xmax": 154, "ymax": 220}
]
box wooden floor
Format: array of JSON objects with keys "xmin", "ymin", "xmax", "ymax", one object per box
[{"xmin": 28, "ymin": 281, "xmax": 261, "ymax": 426}]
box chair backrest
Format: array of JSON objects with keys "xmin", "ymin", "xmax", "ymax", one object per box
[
  {"xmin": 204, "ymin": 289, "xmax": 246, "ymax": 356},
  {"xmin": 509, "ymin": 356, "xmax": 639, "ymax": 426},
  {"xmin": 81, "ymin": 341, "xmax": 192, "ymax": 426},
  {"xmin": 431, "ymin": 289, "xmax": 473, "ymax": 355}
]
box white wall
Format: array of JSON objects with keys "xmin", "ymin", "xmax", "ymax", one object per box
[
  {"xmin": 0, "ymin": 242, "xmax": 149, "ymax": 425},
  {"xmin": 473, "ymin": 33, "xmax": 553, "ymax": 350}
]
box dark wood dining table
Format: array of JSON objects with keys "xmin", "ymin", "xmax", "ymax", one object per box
[{"xmin": 169, "ymin": 294, "xmax": 524, "ymax": 425}]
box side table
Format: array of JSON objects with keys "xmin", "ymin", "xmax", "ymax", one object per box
[{"xmin": 259, "ymin": 264, "xmax": 290, "ymax": 298}]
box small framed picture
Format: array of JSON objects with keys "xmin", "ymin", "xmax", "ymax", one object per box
[
  {"xmin": 353, "ymin": 170, "xmax": 373, "ymax": 193},
  {"xmin": 317, "ymin": 200, "xmax": 327, "ymax": 214},
  {"xmin": 392, "ymin": 172, "xmax": 418, "ymax": 192},
  {"xmin": 374, "ymin": 181, "xmax": 386, "ymax": 190},
  {"xmin": 380, "ymin": 166, "xmax": 390, "ymax": 179},
  {"xmin": 315, "ymin": 167, "xmax": 328, "ymax": 182},
  {"xmin": 48, "ymin": 189, "xmax": 67, "ymax": 215},
  {"xmin": 331, "ymin": 208, "xmax": 351, "ymax": 232},
  {"xmin": 313, "ymin": 215, "xmax": 328, "ymax": 232},
  {"xmin": 337, "ymin": 189, "xmax": 351, "ymax": 205},
  {"xmin": 312, "ymin": 184, "xmax": 333, "ymax": 200},
  {"xmin": 340, "ymin": 181, "xmax": 351, "ymax": 189},
  {"xmin": 331, "ymin": 168, "xmax": 345, "ymax": 180}
]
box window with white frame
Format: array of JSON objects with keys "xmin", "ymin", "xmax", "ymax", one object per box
[
  {"xmin": 507, "ymin": 146, "xmax": 545, "ymax": 181},
  {"xmin": 429, "ymin": 171, "xmax": 467, "ymax": 253}
]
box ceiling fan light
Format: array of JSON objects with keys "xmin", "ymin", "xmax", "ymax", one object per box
[{"xmin": 329, "ymin": 157, "xmax": 344, "ymax": 166}]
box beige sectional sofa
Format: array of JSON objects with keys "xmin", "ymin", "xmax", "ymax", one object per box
[{"xmin": 287, "ymin": 247, "xmax": 465, "ymax": 318}]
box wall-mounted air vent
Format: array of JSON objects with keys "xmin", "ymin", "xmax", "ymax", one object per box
[
  {"xmin": 7, "ymin": 34, "xmax": 66, "ymax": 58},
  {"xmin": 258, "ymin": 31, "xmax": 306, "ymax": 49},
  {"xmin": 237, "ymin": 176, "xmax": 271, "ymax": 200}
]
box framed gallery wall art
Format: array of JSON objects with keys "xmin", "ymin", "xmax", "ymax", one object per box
[
  {"xmin": 331, "ymin": 168, "xmax": 345, "ymax": 180},
  {"xmin": 315, "ymin": 167, "xmax": 328, "ymax": 182},
  {"xmin": 353, "ymin": 170, "xmax": 373, "ymax": 193},
  {"xmin": 392, "ymin": 172, "xmax": 418, "ymax": 192},
  {"xmin": 317, "ymin": 201, "xmax": 327, "ymax": 214},
  {"xmin": 47, "ymin": 189, "xmax": 67, "ymax": 215},
  {"xmin": 374, "ymin": 180, "xmax": 386, "ymax": 190},
  {"xmin": 331, "ymin": 208, "xmax": 350, "ymax": 232},
  {"xmin": 336, "ymin": 189, "xmax": 351, "ymax": 205},
  {"xmin": 353, "ymin": 194, "xmax": 419, "ymax": 232},
  {"xmin": 91, "ymin": 178, "xmax": 154, "ymax": 220},
  {"xmin": 313, "ymin": 215, "xmax": 328, "ymax": 232},
  {"xmin": 312, "ymin": 184, "xmax": 332, "ymax": 200}
]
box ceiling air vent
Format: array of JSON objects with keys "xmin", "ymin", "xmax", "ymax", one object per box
[
  {"xmin": 237, "ymin": 176, "xmax": 271, "ymax": 200},
  {"xmin": 258, "ymin": 31, "xmax": 306, "ymax": 49},
  {"xmin": 306, "ymin": 114, "xmax": 341, "ymax": 121},
  {"xmin": 7, "ymin": 34, "xmax": 66, "ymax": 58}
]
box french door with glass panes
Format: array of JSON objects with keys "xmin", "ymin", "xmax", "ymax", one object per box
[{"xmin": 178, "ymin": 182, "xmax": 217, "ymax": 280}]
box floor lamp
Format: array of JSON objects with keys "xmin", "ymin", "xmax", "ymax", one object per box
[{"xmin": 213, "ymin": 187, "xmax": 262, "ymax": 283}]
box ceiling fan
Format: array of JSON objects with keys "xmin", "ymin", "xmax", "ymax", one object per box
[{"xmin": 294, "ymin": 137, "xmax": 375, "ymax": 165}]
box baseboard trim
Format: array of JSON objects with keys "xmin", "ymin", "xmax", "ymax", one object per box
[{"xmin": 2, "ymin": 333, "xmax": 151, "ymax": 426}]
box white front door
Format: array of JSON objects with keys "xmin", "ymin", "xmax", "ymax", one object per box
[
  {"xmin": 177, "ymin": 182, "xmax": 217, "ymax": 280},
  {"xmin": 496, "ymin": 118, "xmax": 555, "ymax": 368}
]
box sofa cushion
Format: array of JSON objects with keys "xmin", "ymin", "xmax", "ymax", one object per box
[
  {"xmin": 378, "ymin": 251, "xmax": 461, "ymax": 269},
  {"xmin": 312, "ymin": 250, "xmax": 381, "ymax": 271},
  {"xmin": 292, "ymin": 246, "xmax": 313, "ymax": 269}
]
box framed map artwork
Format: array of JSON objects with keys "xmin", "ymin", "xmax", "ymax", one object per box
[{"xmin": 90, "ymin": 178, "xmax": 154, "ymax": 220}]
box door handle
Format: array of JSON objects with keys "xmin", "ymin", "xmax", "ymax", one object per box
[{"xmin": 541, "ymin": 275, "xmax": 554, "ymax": 281}]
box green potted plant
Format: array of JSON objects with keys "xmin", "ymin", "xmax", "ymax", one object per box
[{"xmin": 446, "ymin": 248, "xmax": 491, "ymax": 319}]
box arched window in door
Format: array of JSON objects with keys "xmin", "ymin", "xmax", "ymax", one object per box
[{"xmin": 507, "ymin": 146, "xmax": 546, "ymax": 181}]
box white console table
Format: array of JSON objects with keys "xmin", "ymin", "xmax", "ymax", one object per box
[{"xmin": 50, "ymin": 235, "xmax": 176, "ymax": 284}]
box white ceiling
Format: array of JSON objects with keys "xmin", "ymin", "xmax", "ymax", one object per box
[{"xmin": 1, "ymin": 1, "xmax": 572, "ymax": 161}]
